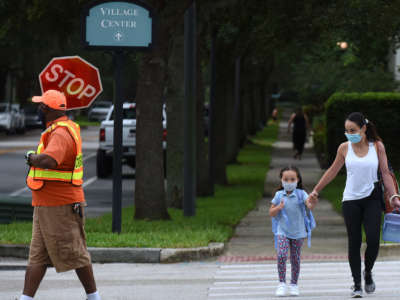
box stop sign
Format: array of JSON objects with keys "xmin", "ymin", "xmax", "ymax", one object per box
[{"xmin": 38, "ymin": 56, "xmax": 103, "ymax": 110}]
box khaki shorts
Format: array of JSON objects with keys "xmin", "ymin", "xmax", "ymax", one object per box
[{"xmin": 28, "ymin": 204, "xmax": 91, "ymax": 273}]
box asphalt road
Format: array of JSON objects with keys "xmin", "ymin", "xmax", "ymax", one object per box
[
  {"xmin": 1, "ymin": 258, "xmax": 400, "ymax": 299},
  {"xmin": 0, "ymin": 126, "xmax": 135, "ymax": 218}
]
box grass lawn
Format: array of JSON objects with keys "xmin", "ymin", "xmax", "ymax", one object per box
[
  {"xmin": 0, "ymin": 122, "xmax": 278, "ymax": 248},
  {"xmin": 74, "ymin": 115, "xmax": 100, "ymax": 127},
  {"xmin": 321, "ymin": 174, "xmax": 346, "ymax": 214}
]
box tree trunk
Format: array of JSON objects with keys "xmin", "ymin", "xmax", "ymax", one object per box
[
  {"xmin": 226, "ymin": 57, "xmax": 241, "ymax": 163},
  {"xmin": 214, "ymin": 73, "xmax": 228, "ymax": 185},
  {"xmin": 166, "ymin": 29, "xmax": 185, "ymax": 209},
  {"xmin": 248, "ymin": 79, "xmax": 258, "ymax": 136},
  {"xmin": 134, "ymin": 0, "xmax": 194, "ymax": 220},
  {"xmin": 196, "ymin": 27, "xmax": 213, "ymax": 197},
  {"xmin": 134, "ymin": 20, "xmax": 170, "ymax": 220}
]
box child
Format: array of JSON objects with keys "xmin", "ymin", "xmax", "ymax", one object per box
[{"xmin": 269, "ymin": 166, "xmax": 315, "ymax": 297}]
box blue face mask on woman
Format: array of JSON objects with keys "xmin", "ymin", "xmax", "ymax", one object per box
[{"xmin": 345, "ymin": 133, "xmax": 362, "ymax": 144}]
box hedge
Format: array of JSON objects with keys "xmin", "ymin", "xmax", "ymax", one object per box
[{"xmin": 325, "ymin": 92, "xmax": 400, "ymax": 171}]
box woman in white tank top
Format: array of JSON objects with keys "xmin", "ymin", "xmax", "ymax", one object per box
[{"xmin": 305, "ymin": 112, "xmax": 400, "ymax": 298}]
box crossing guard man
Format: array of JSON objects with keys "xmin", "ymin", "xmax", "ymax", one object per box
[{"xmin": 20, "ymin": 90, "xmax": 101, "ymax": 300}]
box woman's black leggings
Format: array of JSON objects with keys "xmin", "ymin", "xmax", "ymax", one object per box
[{"xmin": 342, "ymin": 187, "xmax": 382, "ymax": 286}]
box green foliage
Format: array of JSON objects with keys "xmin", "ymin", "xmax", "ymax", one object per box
[
  {"xmin": 312, "ymin": 114, "xmax": 328, "ymax": 168},
  {"xmin": 291, "ymin": 43, "xmax": 398, "ymax": 106},
  {"xmin": 321, "ymin": 174, "xmax": 346, "ymax": 214},
  {"xmin": 74, "ymin": 115, "xmax": 100, "ymax": 127},
  {"xmin": 0, "ymin": 123, "xmax": 279, "ymax": 248},
  {"xmin": 325, "ymin": 92, "xmax": 400, "ymax": 171}
]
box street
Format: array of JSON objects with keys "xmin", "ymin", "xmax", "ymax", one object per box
[
  {"xmin": 1, "ymin": 259, "xmax": 400, "ymax": 299},
  {"xmin": 0, "ymin": 127, "xmax": 135, "ymax": 218}
]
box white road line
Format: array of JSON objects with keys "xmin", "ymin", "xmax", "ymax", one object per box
[
  {"xmin": 208, "ymin": 295, "xmax": 400, "ymax": 300},
  {"xmin": 216, "ymin": 269, "xmax": 400, "ymax": 275},
  {"xmin": 9, "ymin": 186, "xmax": 29, "ymax": 197},
  {"xmin": 83, "ymin": 152, "xmax": 97, "ymax": 162},
  {"xmin": 208, "ymin": 286, "xmax": 400, "ymax": 297},
  {"xmin": 82, "ymin": 176, "xmax": 97, "ymax": 188},
  {"xmin": 8, "ymin": 152, "xmax": 98, "ymax": 196},
  {"xmin": 219, "ymin": 261, "xmax": 400, "ymax": 269},
  {"xmin": 209, "ymin": 262, "xmax": 400, "ymax": 299},
  {"xmin": 210, "ymin": 281, "xmax": 396, "ymax": 290}
]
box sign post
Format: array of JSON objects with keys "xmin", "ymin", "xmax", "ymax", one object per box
[
  {"xmin": 82, "ymin": 0, "xmax": 153, "ymax": 233},
  {"xmin": 183, "ymin": 2, "xmax": 197, "ymax": 216}
]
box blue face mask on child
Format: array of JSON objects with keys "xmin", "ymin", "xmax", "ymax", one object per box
[
  {"xmin": 345, "ymin": 133, "xmax": 362, "ymax": 144},
  {"xmin": 282, "ymin": 181, "xmax": 297, "ymax": 192}
]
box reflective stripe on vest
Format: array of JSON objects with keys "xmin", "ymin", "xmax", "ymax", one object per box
[{"xmin": 26, "ymin": 120, "xmax": 83, "ymax": 190}]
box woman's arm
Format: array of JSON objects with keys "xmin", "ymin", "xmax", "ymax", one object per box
[
  {"xmin": 311, "ymin": 143, "xmax": 346, "ymax": 195},
  {"xmin": 376, "ymin": 142, "xmax": 398, "ymax": 199},
  {"xmin": 287, "ymin": 113, "xmax": 295, "ymax": 132}
]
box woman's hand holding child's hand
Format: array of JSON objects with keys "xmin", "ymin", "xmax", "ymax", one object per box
[{"xmin": 306, "ymin": 192, "xmax": 318, "ymax": 210}]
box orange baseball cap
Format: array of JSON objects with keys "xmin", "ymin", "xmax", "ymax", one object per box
[{"xmin": 32, "ymin": 90, "xmax": 67, "ymax": 111}]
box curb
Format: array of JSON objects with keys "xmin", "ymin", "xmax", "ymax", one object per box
[
  {"xmin": 160, "ymin": 242, "xmax": 225, "ymax": 263},
  {"xmin": 0, "ymin": 243, "xmax": 225, "ymax": 264},
  {"xmin": 371, "ymin": 243, "xmax": 400, "ymax": 257}
]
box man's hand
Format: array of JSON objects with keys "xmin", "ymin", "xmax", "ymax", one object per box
[{"xmin": 25, "ymin": 150, "xmax": 35, "ymax": 166}]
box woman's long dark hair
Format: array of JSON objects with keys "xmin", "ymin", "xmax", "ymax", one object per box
[
  {"xmin": 346, "ymin": 112, "xmax": 382, "ymax": 142},
  {"xmin": 275, "ymin": 165, "xmax": 304, "ymax": 193}
]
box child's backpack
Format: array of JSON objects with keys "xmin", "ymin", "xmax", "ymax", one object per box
[{"xmin": 271, "ymin": 189, "xmax": 316, "ymax": 249}]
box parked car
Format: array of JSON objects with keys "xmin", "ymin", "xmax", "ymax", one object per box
[
  {"xmin": 24, "ymin": 104, "xmax": 43, "ymax": 129},
  {"xmin": 0, "ymin": 103, "xmax": 25, "ymax": 134},
  {"xmin": 96, "ymin": 103, "xmax": 167, "ymax": 178},
  {"xmin": 12, "ymin": 104, "xmax": 26, "ymax": 134},
  {"xmin": 88, "ymin": 100, "xmax": 112, "ymax": 122}
]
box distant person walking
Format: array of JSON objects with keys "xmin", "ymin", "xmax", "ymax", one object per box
[
  {"xmin": 20, "ymin": 90, "xmax": 101, "ymax": 300},
  {"xmin": 269, "ymin": 166, "xmax": 315, "ymax": 297},
  {"xmin": 307, "ymin": 112, "xmax": 400, "ymax": 298},
  {"xmin": 288, "ymin": 107, "xmax": 310, "ymax": 160}
]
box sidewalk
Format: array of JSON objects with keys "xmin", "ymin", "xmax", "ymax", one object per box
[{"xmin": 220, "ymin": 108, "xmax": 349, "ymax": 262}]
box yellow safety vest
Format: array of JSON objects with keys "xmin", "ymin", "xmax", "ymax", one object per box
[{"xmin": 26, "ymin": 119, "xmax": 83, "ymax": 191}]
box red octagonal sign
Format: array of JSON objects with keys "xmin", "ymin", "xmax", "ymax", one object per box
[{"xmin": 38, "ymin": 56, "xmax": 103, "ymax": 110}]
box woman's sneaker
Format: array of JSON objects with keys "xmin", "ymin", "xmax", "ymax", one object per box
[
  {"xmin": 289, "ymin": 284, "xmax": 300, "ymax": 296},
  {"xmin": 275, "ymin": 282, "xmax": 287, "ymax": 297},
  {"xmin": 350, "ymin": 285, "xmax": 363, "ymax": 298},
  {"xmin": 363, "ymin": 270, "xmax": 376, "ymax": 294}
]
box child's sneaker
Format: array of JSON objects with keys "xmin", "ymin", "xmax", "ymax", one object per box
[
  {"xmin": 289, "ymin": 284, "xmax": 300, "ymax": 296},
  {"xmin": 275, "ymin": 282, "xmax": 287, "ymax": 297}
]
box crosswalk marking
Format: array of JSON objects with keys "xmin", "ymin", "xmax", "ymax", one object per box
[{"xmin": 208, "ymin": 261, "xmax": 400, "ymax": 299}]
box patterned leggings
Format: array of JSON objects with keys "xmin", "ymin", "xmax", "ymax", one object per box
[{"xmin": 276, "ymin": 235, "xmax": 304, "ymax": 284}]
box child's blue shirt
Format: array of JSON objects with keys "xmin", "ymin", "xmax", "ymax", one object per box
[{"xmin": 271, "ymin": 189, "xmax": 309, "ymax": 240}]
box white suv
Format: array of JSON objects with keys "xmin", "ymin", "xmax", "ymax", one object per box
[
  {"xmin": 96, "ymin": 103, "xmax": 167, "ymax": 178},
  {"xmin": 0, "ymin": 103, "xmax": 25, "ymax": 134}
]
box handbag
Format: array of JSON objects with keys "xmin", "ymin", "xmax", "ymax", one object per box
[{"xmin": 382, "ymin": 208, "xmax": 400, "ymax": 243}]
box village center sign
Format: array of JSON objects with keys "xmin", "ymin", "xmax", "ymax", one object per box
[{"xmin": 81, "ymin": 0, "xmax": 153, "ymax": 50}]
